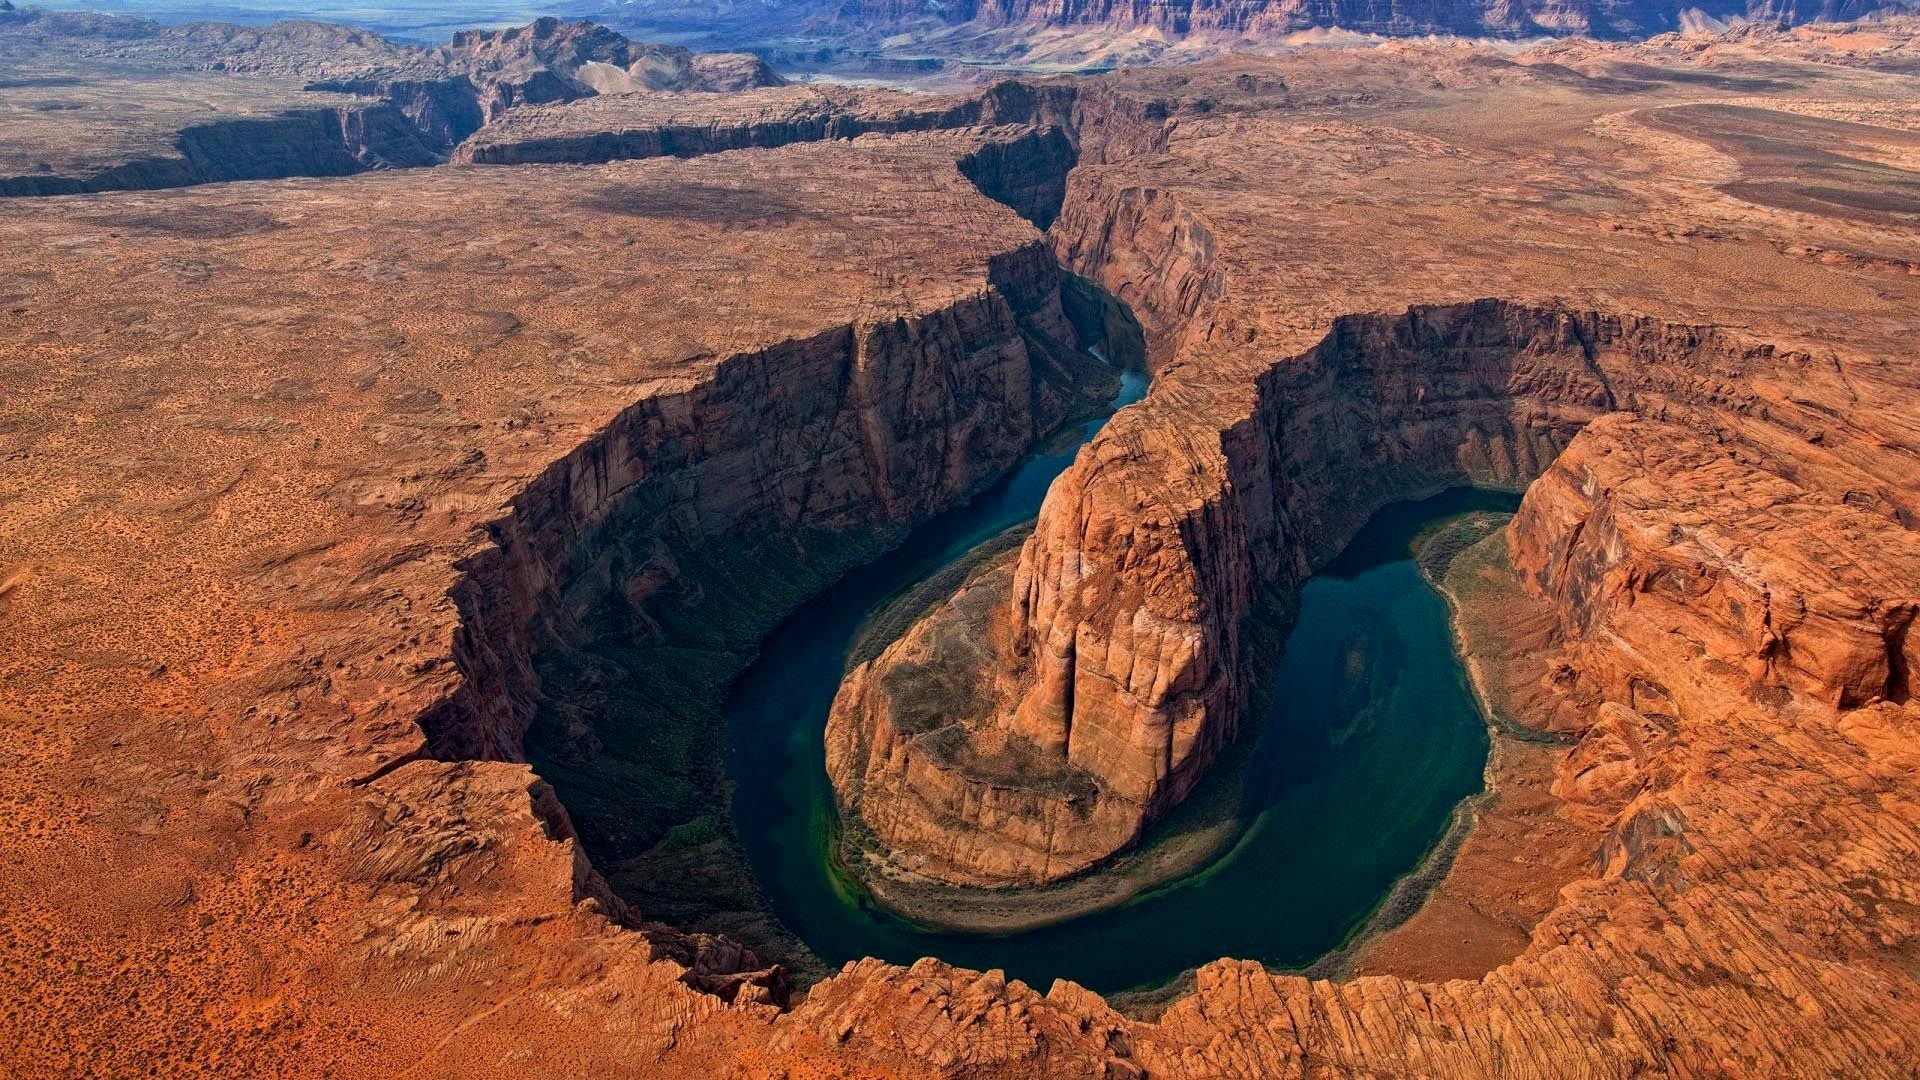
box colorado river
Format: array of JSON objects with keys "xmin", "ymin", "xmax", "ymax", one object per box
[{"xmin": 725, "ymin": 358, "xmax": 1511, "ymax": 990}]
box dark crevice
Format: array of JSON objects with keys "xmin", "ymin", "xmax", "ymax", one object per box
[
  {"xmin": 957, "ymin": 125, "xmax": 1078, "ymax": 230},
  {"xmin": 1887, "ymin": 608, "xmax": 1914, "ymax": 704}
]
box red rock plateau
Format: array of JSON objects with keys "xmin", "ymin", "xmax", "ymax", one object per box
[
  {"xmin": 7, "ymin": 15, "xmax": 1920, "ymax": 1080},
  {"xmin": 0, "ymin": 10, "xmax": 780, "ymax": 194}
]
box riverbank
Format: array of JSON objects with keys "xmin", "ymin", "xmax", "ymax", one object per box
[
  {"xmin": 1337, "ymin": 525, "xmax": 1604, "ymax": 982},
  {"xmin": 780, "ymin": 490, "xmax": 1506, "ymax": 992}
]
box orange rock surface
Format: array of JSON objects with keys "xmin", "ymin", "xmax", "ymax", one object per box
[
  {"xmin": 803, "ymin": 29, "xmax": 1920, "ymax": 1075},
  {"xmin": 828, "ymin": 554, "xmax": 1154, "ymax": 887},
  {"xmin": 0, "ymin": 12, "xmax": 779, "ymax": 194},
  {"xmin": 0, "ymin": 128, "xmax": 1099, "ymax": 1074},
  {"xmin": 5, "ymin": 18, "xmax": 1920, "ymax": 1079}
]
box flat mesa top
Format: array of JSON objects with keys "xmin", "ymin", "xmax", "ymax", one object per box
[
  {"xmin": 0, "ymin": 132, "xmax": 1036, "ymax": 774},
  {"xmin": 462, "ymin": 84, "xmax": 977, "ymax": 148},
  {"xmin": 0, "ymin": 15, "xmax": 416, "ymax": 180},
  {"xmin": 1050, "ymin": 49, "xmax": 1920, "ymax": 471},
  {"xmin": 0, "ymin": 132, "xmax": 1033, "ymax": 449},
  {"xmin": 0, "ymin": 58, "xmax": 366, "ymax": 179}
]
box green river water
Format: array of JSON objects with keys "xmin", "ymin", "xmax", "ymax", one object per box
[{"xmin": 723, "ymin": 365, "xmax": 1511, "ymax": 992}]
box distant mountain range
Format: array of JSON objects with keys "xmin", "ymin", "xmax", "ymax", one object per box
[{"xmin": 605, "ymin": 0, "xmax": 1916, "ymax": 43}]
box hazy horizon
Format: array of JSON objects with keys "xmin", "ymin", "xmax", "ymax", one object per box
[{"xmin": 21, "ymin": 0, "xmax": 630, "ymax": 42}]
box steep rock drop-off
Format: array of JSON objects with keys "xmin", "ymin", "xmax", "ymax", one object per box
[
  {"xmin": 455, "ymin": 81, "xmax": 1078, "ymax": 172},
  {"xmin": 825, "ymin": 296, "xmax": 1907, "ymax": 890},
  {"xmin": 0, "ymin": 99, "xmax": 447, "ymax": 196},
  {"xmin": 415, "ymin": 238, "xmax": 1122, "ymax": 983}
]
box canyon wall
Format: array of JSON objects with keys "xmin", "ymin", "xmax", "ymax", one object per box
[
  {"xmin": 831, "ymin": 230, "xmax": 1920, "ymax": 888},
  {"xmin": 453, "ymin": 108, "xmax": 939, "ymax": 166},
  {"xmin": 414, "ymin": 240, "xmax": 1109, "ymax": 967},
  {"xmin": 0, "ymin": 14, "xmax": 785, "ymax": 197},
  {"xmin": 824, "ymin": 299, "xmax": 1611, "ymax": 884},
  {"xmin": 0, "ymin": 103, "xmax": 445, "ymax": 196},
  {"xmin": 998, "ymin": 303, "xmax": 1620, "ymax": 850},
  {"xmin": 846, "ymin": 0, "xmax": 1899, "ymax": 38},
  {"xmin": 817, "ymin": 89, "xmax": 1222, "ymax": 885},
  {"xmin": 955, "ymin": 127, "xmax": 1078, "ymax": 229},
  {"xmin": 454, "ymin": 82, "xmax": 1079, "ymax": 170}
]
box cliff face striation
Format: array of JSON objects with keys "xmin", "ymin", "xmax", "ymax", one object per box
[
  {"xmin": 839, "ymin": 0, "xmax": 1914, "ymax": 38},
  {"xmin": 423, "ymin": 235, "xmax": 1112, "ymax": 974},
  {"xmin": 828, "ymin": 290, "xmax": 1916, "ymax": 889},
  {"xmin": 783, "ymin": 49, "xmax": 1920, "ymax": 1076},
  {"xmin": 424, "ymin": 239, "xmax": 1093, "ymax": 764},
  {"xmin": 0, "ymin": 102, "xmax": 446, "ymax": 196},
  {"xmin": 452, "ymin": 80, "xmax": 1078, "ymax": 173}
]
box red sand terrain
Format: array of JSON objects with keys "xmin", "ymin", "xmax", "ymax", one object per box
[{"xmin": 5, "ymin": 17, "xmax": 1920, "ymax": 1079}]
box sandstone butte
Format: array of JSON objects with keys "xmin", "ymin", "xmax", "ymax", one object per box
[{"xmin": 4, "ymin": 18, "xmax": 1920, "ymax": 1080}]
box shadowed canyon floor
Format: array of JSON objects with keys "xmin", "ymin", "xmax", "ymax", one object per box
[{"xmin": 5, "ymin": 15, "xmax": 1920, "ymax": 1079}]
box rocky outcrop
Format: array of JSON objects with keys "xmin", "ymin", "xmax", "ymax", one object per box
[
  {"xmin": 437, "ymin": 17, "xmax": 776, "ymax": 96},
  {"xmin": 0, "ymin": 102, "xmax": 444, "ymax": 196},
  {"xmin": 454, "ymin": 80, "xmax": 1077, "ymax": 168},
  {"xmin": 840, "ymin": 0, "xmax": 1910, "ymax": 38},
  {"xmin": 828, "ymin": 555, "xmax": 1148, "ymax": 885},
  {"xmin": 831, "ymin": 290, "xmax": 1920, "ymax": 887},
  {"xmin": 319, "ymin": 18, "xmax": 787, "ymax": 130},
  {"xmin": 0, "ymin": 9, "xmax": 782, "ymax": 92},
  {"xmin": 421, "ymin": 238, "xmax": 1101, "ymax": 840},
  {"xmin": 0, "ymin": 12, "xmax": 785, "ymax": 196},
  {"xmin": 1512, "ymin": 411, "xmax": 1920, "ymax": 717},
  {"xmin": 307, "ymin": 21, "xmax": 788, "ymax": 149},
  {"xmin": 690, "ymin": 52, "xmax": 785, "ymax": 92}
]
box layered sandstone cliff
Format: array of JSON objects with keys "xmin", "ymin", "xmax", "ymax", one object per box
[
  {"xmin": 827, "ymin": 295, "xmax": 1894, "ymax": 887},
  {"xmin": 425, "ymin": 236, "xmax": 1099, "ymax": 768},
  {"xmin": 828, "ymin": 554, "xmax": 1149, "ymax": 886},
  {"xmin": 452, "ymin": 81, "xmax": 1077, "ymax": 171},
  {"xmin": 1512, "ymin": 411, "xmax": 1919, "ymax": 719},
  {"xmin": 0, "ymin": 102, "xmax": 444, "ymax": 196},
  {"xmin": 840, "ymin": 0, "xmax": 1907, "ymax": 39}
]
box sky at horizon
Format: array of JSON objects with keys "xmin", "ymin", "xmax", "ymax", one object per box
[{"xmin": 23, "ymin": 0, "xmax": 619, "ymax": 41}]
